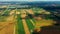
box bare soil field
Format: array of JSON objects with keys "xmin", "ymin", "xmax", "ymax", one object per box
[{"xmin": 0, "ymin": 15, "xmax": 16, "ymax": 34}]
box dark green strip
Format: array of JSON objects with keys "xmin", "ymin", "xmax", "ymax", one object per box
[
  {"xmin": 16, "ymin": 14, "xmax": 25, "ymax": 34},
  {"xmin": 26, "ymin": 18, "xmax": 34, "ymax": 34},
  {"xmin": 31, "ymin": 18, "xmax": 36, "ymax": 24}
]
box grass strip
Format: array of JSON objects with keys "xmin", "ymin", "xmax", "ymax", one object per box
[{"xmin": 25, "ymin": 18, "xmax": 34, "ymax": 34}]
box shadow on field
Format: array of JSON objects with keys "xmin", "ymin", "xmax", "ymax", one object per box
[{"xmin": 32, "ymin": 19, "xmax": 60, "ymax": 34}]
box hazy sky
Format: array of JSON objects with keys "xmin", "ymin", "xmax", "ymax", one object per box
[{"xmin": 0, "ymin": 0, "xmax": 60, "ymax": 1}]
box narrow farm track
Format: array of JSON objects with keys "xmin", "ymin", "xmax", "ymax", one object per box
[{"xmin": 22, "ymin": 19, "xmax": 30, "ymax": 34}]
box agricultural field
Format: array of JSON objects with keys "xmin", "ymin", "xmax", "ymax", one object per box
[{"xmin": 0, "ymin": 6, "xmax": 56, "ymax": 34}]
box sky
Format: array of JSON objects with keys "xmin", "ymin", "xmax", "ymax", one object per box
[{"xmin": 0, "ymin": 0, "xmax": 60, "ymax": 1}]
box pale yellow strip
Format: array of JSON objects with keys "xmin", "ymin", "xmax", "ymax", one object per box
[
  {"xmin": 22, "ymin": 19, "xmax": 30, "ymax": 34},
  {"xmin": 30, "ymin": 19, "xmax": 35, "ymax": 26}
]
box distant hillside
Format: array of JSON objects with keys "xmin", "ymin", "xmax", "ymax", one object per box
[{"xmin": 0, "ymin": 1, "xmax": 60, "ymax": 6}]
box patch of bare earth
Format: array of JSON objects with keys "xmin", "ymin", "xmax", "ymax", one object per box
[
  {"xmin": 26, "ymin": 9, "xmax": 34, "ymax": 14},
  {"xmin": 0, "ymin": 15, "xmax": 16, "ymax": 34}
]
